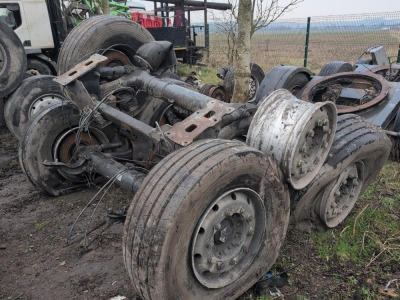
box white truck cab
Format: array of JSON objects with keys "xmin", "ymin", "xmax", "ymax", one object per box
[{"xmin": 0, "ymin": 0, "xmax": 54, "ymax": 51}]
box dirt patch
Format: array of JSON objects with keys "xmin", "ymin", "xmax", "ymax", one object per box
[
  {"xmin": 0, "ymin": 127, "xmax": 137, "ymax": 300},
  {"xmin": 1, "ymin": 126, "xmax": 398, "ymax": 300}
]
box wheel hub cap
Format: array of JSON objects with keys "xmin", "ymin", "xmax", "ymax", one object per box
[{"xmin": 190, "ymin": 188, "xmax": 266, "ymax": 289}]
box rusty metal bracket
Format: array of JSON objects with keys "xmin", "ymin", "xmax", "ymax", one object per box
[
  {"xmin": 55, "ymin": 54, "xmax": 108, "ymax": 86},
  {"xmin": 165, "ymin": 100, "xmax": 235, "ymax": 146}
]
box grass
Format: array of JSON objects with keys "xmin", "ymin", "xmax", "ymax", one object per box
[
  {"xmin": 312, "ymin": 162, "xmax": 400, "ymax": 268},
  {"xmin": 254, "ymin": 161, "xmax": 400, "ymax": 299},
  {"xmin": 176, "ymin": 62, "xmax": 222, "ymax": 85}
]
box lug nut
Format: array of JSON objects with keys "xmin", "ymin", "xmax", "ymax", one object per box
[
  {"xmin": 225, "ymin": 210, "xmax": 233, "ymax": 217},
  {"xmin": 206, "ymin": 241, "xmax": 214, "ymax": 248},
  {"xmin": 207, "ymin": 257, "xmax": 213, "ymax": 263},
  {"xmin": 246, "ymin": 214, "xmax": 253, "ymax": 223},
  {"xmin": 297, "ymin": 160, "xmax": 305, "ymax": 168},
  {"xmin": 230, "ymin": 258, "xmax": 238, "ymax": 265},
  {"xmin": 300, "ymin": 143, "xmax": 307, "ymax": 153},
  {"xmin": 217, "ymin": 262, "xmax": 225, "ymax": 270},
  {"xmin": 335, "ymin": 190, "xmax": 341, "ymax": 197},
  {"xmin": 242, "ymin": 246, "xmax": 249, "ymax": 253},
  {"xmin": 247, "ymin": 227, "xmax": 254, "ymax": 236},
  {"xmin": 307, "ymin": 130, "xmax": 315, "ymax": 137},
  {"xmin": 353, "ymin": 179, "xmax": 359, "ymax": 186},
  {"xmin": 213, "ymin": 223, "xmax": 221, "ymax": 230}
]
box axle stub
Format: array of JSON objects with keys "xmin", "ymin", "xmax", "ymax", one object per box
[{"xmin": 247, "ymin": 89, "xmax": 337, "ymax": 190}]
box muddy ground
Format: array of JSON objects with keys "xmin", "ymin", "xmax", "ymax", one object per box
[{"xmin": 0, "ymin": 125, "xmax": 397, "ymax": 300}]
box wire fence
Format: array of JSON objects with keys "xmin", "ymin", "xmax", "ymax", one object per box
[{"xmin": 205, "ymin": 11, "xmax": 400, "ymax": 73}]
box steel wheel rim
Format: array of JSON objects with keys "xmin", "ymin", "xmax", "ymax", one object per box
[
  {"xmin": 318, "ymin": 161, "xmax": 365, "ymax": 228},
  {"xmin": 248, "ymin": 76, "xmax": 258, "ymax": 102},
  {"xmin": 190, "ymin": 188, "xmax": 266, "ymax": 289},
  {"xmin": 29, "ymin": 94, "xmax": 64, "ymax": 118}
]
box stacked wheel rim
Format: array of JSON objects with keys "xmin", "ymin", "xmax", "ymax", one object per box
[{"xmin": 247, "ymin": 89, "xmax": 337, "ymax": 189}]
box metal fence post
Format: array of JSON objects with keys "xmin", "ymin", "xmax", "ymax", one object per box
[
  {"xmin": 205, "ymin": 23, "xmax": 210, "ymax": 60},
  {"xmin": 304, "ymin": 17, "xmax": 311, "ymax": 68},
  {"xmin": 397, "ymin": 43, "xmax": 400, "ymax": 63}
]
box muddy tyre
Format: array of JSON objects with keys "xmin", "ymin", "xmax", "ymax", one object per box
[
  {"xmin": 19, "ymin": 102, "xmax": 110, "ymax": 196},
  {"xmin": 26, "ymin": 58, "xmax": 53, "ymax": 76},
  {"xmin": 123, "ymin": 139, "xmax": 290, "ymax": 299},
  {"xmin": 291, "ymin": 114, "xmax": 391, "ymax": 229},
  {"xmin": 318, "ymin": 61, "xmax": 353, "ymax": 76},
  {"xmin": 223, "ymin": 63, "xmax": 265, "ymax": 102},
  {"xmin": 255, "ymin": 66, "xmax": 311, "ymax": 103},
  {"xmin": 57, "ymin": 15, "xmax": 154, "ymax": 74},
  {"xmin": 4, "ymin": 75, "xmax": 65, "ymax": 140},
  {"xmin": 0, "ymin": 21, "xmax": 27, "ymax": 98}
]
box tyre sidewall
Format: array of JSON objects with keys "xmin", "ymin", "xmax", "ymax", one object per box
[
  {"xmin": 0, "ymin": 21, "xmax": 27, "ymax": 97},
  {"xmin": 5, "ymin": 75, "xmax": 64, "ymax": 139}
]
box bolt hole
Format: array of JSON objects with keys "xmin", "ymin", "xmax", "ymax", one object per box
[
  {"xmin": 203, "ymin": 270, "xmax": 211, "ymax": 275},
  {"xmin": 204, "ymin": 110, "xmax": 215, "ymax": 118},
  {"xmin": 212, "ymin": 204, "xmax": 219, "ymax": 211},
  {"xmin": 198, "ymin": 227, "xmax": 205, "ymax": 234},
  {"xmin": 194, "ymin": 253, "xmax": 202, "ymax": 259},
  {"xmin": 231, "ymin": 193, "xmax": 237, "ymax": 200},
  {"xmin": 185, "ymin": 124, "xmax": 197, "ymax": 132}
]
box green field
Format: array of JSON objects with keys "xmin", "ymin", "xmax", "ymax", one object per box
[{"xmin": 206, "ymin": 30, "xmax": 400, "ymax": 73}]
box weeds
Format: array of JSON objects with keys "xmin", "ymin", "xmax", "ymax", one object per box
[
  {"xmin": 312, "ymin": 162, "xmax": 400, "ymax": 268},
  {"xmin": 176, "ymin": 62, "xmax": 221, "ymax": 85}
]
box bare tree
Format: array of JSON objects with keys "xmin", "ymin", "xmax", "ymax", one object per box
[{"xmin": 213, "ymin": 0, "xmax": 303, "ymax": 102}]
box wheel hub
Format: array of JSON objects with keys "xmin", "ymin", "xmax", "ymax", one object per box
[
  {"xmin": 52, "ymin": 127, "xmax": 108, "ymax": 182},
  {"xmin": 190, "ymin": 188, "xmax": 265, "ymax": 289},
  {"xmin": 318, "ymin": 161, "xmax": 365, "ymax": 227},
  {"xmin": 29, "ymin": 95, "xmax": 64, "ymax": 118},
  {"xmin": 101, "ymin": 50, "xmax": 132, "ymax": 67}
]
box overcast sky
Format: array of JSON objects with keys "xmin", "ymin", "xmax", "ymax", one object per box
[
  {"xmin": 144, "ymin": 0, "xmax": 399, "ymax": 22},
  {"xmin": 139, "ymin": 0, "xmax": 400, "ymax": 22},
  {"xmin": 282, "ymin": 0, "xmax": 398, "ymax": 18}
]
